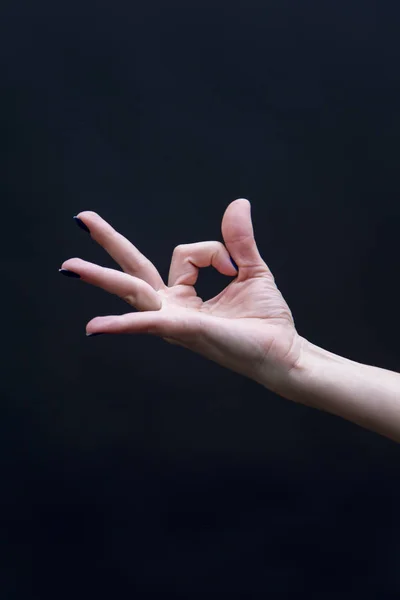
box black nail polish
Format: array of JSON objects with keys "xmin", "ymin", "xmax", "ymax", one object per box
[
  {"xmin": 230, "ymin": 256, "xmax": 238, "ymax": 271},
  {"xmin": 73, "ymin": 216, "xmax": 90, "ymax": 234},
  {"xmin": 59, "ymin": 269, "xmax": 81, "ymax": 278},
  {"xmin": 86, "ymin": 332, "xmax": 104, "ymax": 337}
]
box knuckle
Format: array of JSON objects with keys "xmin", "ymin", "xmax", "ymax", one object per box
[
  {"xmin": 122, "ymin": 294, "xmax": 135, "ymax": 305},
  {"xmin": 214, "ymin": 241, "xmax": 226, "ymax": 252},
  {"xmin": 173, "ymin": 244, "xmax": 187, "ymax": 255}
]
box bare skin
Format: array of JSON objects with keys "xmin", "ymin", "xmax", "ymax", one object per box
[
  {"xmin": 60, "ymin": 198, "xmax": 304, "ymax": 390},
  {"xmin": 60, "ymin": 197, "xmax": 400, "ymax": 442}
]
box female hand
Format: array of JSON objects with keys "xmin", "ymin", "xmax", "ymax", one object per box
[{"xmin": 60, "ymin": 198, "xmax": 304, "ymax": 390}]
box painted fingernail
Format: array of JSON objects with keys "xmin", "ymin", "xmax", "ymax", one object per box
[
  {"xmin": 59, "ymin": 268, "xmax": 81, "ymax": 278},
  {"xmin": 73, "ymin": 216, "xmax": 90, "ymax": 234},
  {"xmin": 86, "ymin": 332, "xmax": 104, "ymax": 337},
  {"xmin": 229, "ymin": 256, "xmax": 238, "ymax": 271}
]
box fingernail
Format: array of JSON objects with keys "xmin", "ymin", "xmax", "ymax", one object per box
[
  {"xmin": 73, "ymin": 216, "xmax": 90, "ymax": 234},
  {"xmin": 229, "ymin": 256, "xmax": 238, "ymax": 271},
  {"xmin": 86, "ymin": 332, "xmax": 104, "ymax": 337},
  {"xmin": 59, "ymin": 269, "xmax": 81, "ymax": 279}
]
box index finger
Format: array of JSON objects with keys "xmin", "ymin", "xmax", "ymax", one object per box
[{"xmin": 76, "ymin": 211, "xmax": 165, "ymax": 291}]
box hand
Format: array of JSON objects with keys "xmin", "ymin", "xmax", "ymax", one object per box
[{"xmin": 60, "ymin": 198, "xmax": 304, "ymax": 389}]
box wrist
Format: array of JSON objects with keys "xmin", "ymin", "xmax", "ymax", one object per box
[
  {"xmin": 253, "ymin": 333, "xmax": 311, "ymax": 397},
  {"xmin": 259, "ymin": 334, "xmax": 400, "ymax": 442},
  {"xmin": 273, "ymin": 336, "xmax": 360, "ymax": 409}
]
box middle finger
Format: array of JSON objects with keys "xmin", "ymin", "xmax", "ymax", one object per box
[{"xmin": 75, "ymin": 211, "xmax": 165, "ymax": 290}]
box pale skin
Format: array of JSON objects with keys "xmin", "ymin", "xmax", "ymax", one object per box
[{"xmin": 60, "ymin": 198, "xmax": 400, "ymax": 443}]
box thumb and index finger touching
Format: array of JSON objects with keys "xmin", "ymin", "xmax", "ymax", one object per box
[
  {"xmin": 68, "ymin": 198, "xmax": 267, "ymax": 335},
  {"xmin": 74, "ymin": 198, "xmax": 262, "ymax": 287},
  {"xmin": 167, "ymin": 198, "xmax": 267, "ymax": 287}
]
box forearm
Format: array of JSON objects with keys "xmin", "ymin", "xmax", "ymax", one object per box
[{"xmin": 273, "ymin": 337, "xmax": 400, "ymax": 443}]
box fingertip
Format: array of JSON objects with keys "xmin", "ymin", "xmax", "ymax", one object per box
[
  {"xmin": 229, "ymin": 256, "xmax": 239, "ymax": 271},
  {"xmin": 75, "ymin": 210, "xmax": 99, "ymax": 219},
  {"xmin": 73, "ymin": 216, "xmax": 91, "ymax": 233}
]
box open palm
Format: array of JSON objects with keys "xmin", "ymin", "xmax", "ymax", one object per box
[{"xmin": 60, "ymin": 198, "xmax": 303, "ymax": 388}]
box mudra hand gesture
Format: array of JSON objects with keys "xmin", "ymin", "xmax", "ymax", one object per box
[{"xmin": 60, "ymin": 198, "xmax": 303, "ymax": 390}]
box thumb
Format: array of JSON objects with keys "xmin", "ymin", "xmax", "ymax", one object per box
[{"xmin": 221, "ymin": 198, "xmax": 267, "ymax": 276}]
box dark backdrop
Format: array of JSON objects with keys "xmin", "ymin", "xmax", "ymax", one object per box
[{"xmin": 2, "ymin": 1, "xmax": 400, "ymax": 598}]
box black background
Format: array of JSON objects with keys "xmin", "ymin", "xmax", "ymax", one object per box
[{"xmin": 2, "ymin": 1, "xmax": 400, "ymax": 597}]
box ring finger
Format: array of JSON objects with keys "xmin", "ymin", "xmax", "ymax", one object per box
[{"xmin": 60, "ymin": 257, "xmax": 162, "ymax": 312}]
